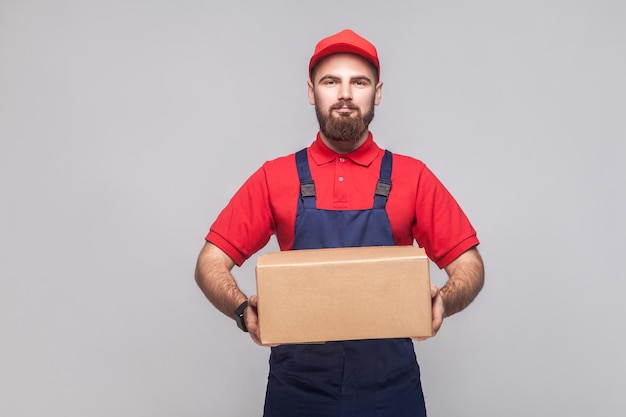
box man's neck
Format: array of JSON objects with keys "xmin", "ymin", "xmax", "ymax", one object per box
[{"xmin": 319, "ymin": 130, "xmax": 370, "ymax": 154}]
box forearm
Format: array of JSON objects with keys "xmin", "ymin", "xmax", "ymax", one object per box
[
  {"xmin": 441, "ymin": 247, "xmax": 484, "ymax": 317},
  {"xmin": 194, "ymin": 242, "xmax": 247, "ymax": 318}
]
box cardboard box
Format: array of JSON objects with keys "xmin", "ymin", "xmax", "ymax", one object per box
[{"xmin": 255, "ymin": 245, "xmax": 432, "ymax": 345}]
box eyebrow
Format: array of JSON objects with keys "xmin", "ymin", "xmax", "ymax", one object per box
[{"xmin": 317, "ymin": 74, "xmax": 373, "ymax": 84}]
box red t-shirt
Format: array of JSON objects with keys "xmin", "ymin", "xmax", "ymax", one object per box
[{"xmin": 207, "ymin": 133, "xmax": 479, "ymax": 269}]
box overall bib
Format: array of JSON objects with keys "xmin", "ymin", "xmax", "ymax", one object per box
[{"xmin": 263, "ymin": 149, "xmax": 427, "ymax": 417}]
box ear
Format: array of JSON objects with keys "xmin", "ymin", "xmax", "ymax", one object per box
[
  {"xmin": 307, "ymin": 80, "xmax": 315, "ymax": 105},
  {"xmin": 374, "ymin": 81, "xmax": 383, "ymax": 106}
]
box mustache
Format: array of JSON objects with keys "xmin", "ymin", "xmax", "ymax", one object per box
[{"xmin": 330, "ymin": 101, "xmax": 359, "ymax": 111}]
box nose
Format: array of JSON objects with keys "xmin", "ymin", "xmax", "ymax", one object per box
[{"xmin": 337, "ymin": 82, "xmax": 353, "ymax": 101}]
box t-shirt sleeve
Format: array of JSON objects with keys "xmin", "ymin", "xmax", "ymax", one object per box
[
  {"xmin": 205, "ymin": 166, "xmax": 275, "ymax": 266},
  {"xmin": 412, "ymin": 165, "xmax": 479, "ymax": 269}
]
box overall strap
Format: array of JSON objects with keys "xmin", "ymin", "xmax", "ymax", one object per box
[
  {"xmin": 373, "ymin": 150, "xmax": 393, "ymax": 209},
  {"xmin": 295, "ymin": 149, "xmax": 316, "ymax": 209}
]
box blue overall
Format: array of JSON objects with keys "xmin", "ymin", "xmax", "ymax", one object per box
[{"xmin": 263, "ymin": 149, "xmax": 427, "ymax": 417}]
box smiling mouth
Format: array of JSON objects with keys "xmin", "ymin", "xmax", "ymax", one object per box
[
  {"xmin": 335, "ymin": 108, "xmax": 354, "ymax": 114},
  {"xmin": 332, "ymin": 105, "xmax": 358, "ymax": 116}
]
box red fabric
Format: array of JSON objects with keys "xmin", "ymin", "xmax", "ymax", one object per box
[
  {"xmin": 309, "ymin": 29, "xmax": 380, "ymax": 77},
  {"xmin": 206, "ymin": 133, "xmax": 479, "ymax": 269}
]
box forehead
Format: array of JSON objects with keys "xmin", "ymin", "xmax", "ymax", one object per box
[{"xmin": 312, "ymin": 53, "xmax": 377, "ymax": 82}]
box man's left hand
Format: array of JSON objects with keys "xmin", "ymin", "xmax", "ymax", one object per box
[{"xmin": 413, "ymin": 285, "xmax": 445, "ymax": 341}]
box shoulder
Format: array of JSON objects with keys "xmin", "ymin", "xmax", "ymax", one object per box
[
  {"xmin": 387, "ymin": 151, "xmax": 450, "ymax": 195},
  {"xmin": 388, "ymin": 151, "xmax": 428, "ymax": 177},
  {"xmin": 257, "ymin": 151, "xmax": 302, "ymax": 192},
  {"xmin": 262, "ymin": 152, "xmax": 297, "ymax": 168},
  {"xmin": 261, "ymin": 152, "xmax": 298, "ymax": 177}
]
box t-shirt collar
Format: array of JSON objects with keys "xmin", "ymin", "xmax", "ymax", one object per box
[{"xmin": 309, "ymin": 132, "xmax": 379, "ymax": 167}]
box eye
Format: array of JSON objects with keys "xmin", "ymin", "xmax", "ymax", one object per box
[{"xmin": 353, "ymin": 79, "xmax": 369, "ymax": 87}]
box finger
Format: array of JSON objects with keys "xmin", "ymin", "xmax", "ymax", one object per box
[
  {"xmin": 248, "ymin": 294, "xmax": 259, "ymax": 307},
  {"xmin": 250, "ymin": 331, "xmax": 264, "ymax": 346},
  {"xmin": 430, "ymin": 285, "xmax": 440, "ymax": 299}
]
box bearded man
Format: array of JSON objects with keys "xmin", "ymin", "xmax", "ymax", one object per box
[{"xmin": 195, "ymin": 29, "xmax": 484, "ymax": 417}]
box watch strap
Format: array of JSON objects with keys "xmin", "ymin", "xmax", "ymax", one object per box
[{"xmin": 234, "ymin": 300, "xmax": 249, "ymax": 332}]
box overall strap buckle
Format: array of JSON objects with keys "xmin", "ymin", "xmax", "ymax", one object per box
[
  {"xmin": 300, "ymin": 180, "xmax": 316, "ymax": 197},
  {"xmin": 375, "ymin": 178, "xmax": 391, "ymax": 197},
  {"xmin": 295, "ymin": 149, "xmax": 316, "ymax": 201},
  {"xmin": 373, "ymin": 150, "xmax": 393, "ymax": 208}
]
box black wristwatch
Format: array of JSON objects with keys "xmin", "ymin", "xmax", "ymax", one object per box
[{"xmin": 234, "ymin": 300, "xmax": 249, "ymax": 332}]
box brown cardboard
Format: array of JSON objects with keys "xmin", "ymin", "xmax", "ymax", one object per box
[{"xmin": 255, "ymin": 245, "xmax": 432, "ymax": 345}]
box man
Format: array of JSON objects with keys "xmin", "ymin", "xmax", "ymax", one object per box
[{"xmin": 195, "ymin": 29, "xmax": 484, "ymax": 417}]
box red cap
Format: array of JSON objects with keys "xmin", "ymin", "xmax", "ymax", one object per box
[{"xmin": 309, "ymin": 29, "xmax": 379, "ymax": 79}]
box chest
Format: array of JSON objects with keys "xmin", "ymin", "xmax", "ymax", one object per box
[{"xmin": 309, "ymin": 157, "xmax": 382, "ymax": 210}]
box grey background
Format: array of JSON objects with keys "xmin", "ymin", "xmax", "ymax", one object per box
[{"xmin": 1, "ymin": 0, "xmax": 624, "ymax": 416}]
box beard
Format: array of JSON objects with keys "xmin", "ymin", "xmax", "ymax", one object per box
[{"xmin": 315, "ymin": 99, "xmax": 375, "ymax": 143}]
